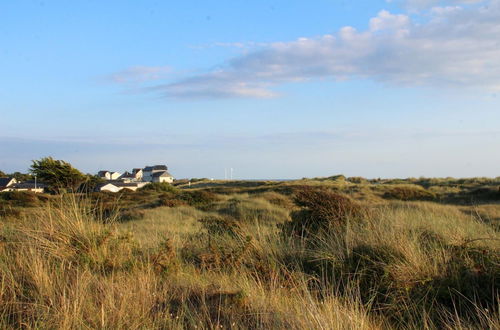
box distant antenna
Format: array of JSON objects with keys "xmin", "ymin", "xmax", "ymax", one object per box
[{"xmin": 230, "ymin": 168, "xmax": 233, "ymax": 180}]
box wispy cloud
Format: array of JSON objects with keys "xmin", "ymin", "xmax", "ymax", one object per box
[
  {"xmin": 108, "ymin": 66, "xmax": 172, "ymax": 83},
  {"xmin": 141, "ymin": 0, "xmax": 500, "ymax": 99}
]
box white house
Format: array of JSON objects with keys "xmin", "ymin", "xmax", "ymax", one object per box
[
  {"xmin": 152, "ymin": 171, "xmax": 174, "ymax": 183},
  {"xmin": 115, "ymin": 182, "xmax": 149, "ymax": 191},
  {"xmin": 132, "ymin": 168, "xmax": 143, "ymax": 180},
  {"xmin": 118, "ymin": 169, "xmax": 143, "ymax": 183},
  {"xmin": 142, "ymin": 165, "xmax": 169, "ymax": 182},
  {"xmin": 96, "ymin": 181, "xmax": 149, "ymax": 193},
  {"xmin": 96, "ymin": 183, "xmax": 122, "ymax": 193},
  {"xmin": 98, "ymin": 171, "xmax": 122, "ymax": 180},
  {"xmin": 4, "ymin": 182, "xmax": 47, "ymax": 193},
  {"xmin": 96, "ymin": 164, "xmax": 174, "ymax": 190},
  {"xmin": 0, "ymin": 177, "xmax": 17, "ymax": 191}
]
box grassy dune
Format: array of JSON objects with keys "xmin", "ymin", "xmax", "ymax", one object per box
[{"xmin": 0, "ymin": 179, "xmax": 499, "ymax": 329}]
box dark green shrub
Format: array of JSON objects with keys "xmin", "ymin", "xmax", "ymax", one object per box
[
  {"xmin": 165, "ymin": 286, "xmax": 250, "ymax": 328},
  {"xmin": 0, "ymin": 191, "xmax": 45, "ymax": 207},
  {"xmin": 157, "ymin": 197, "xmax": 186, "ymax": 207},
  {"xmin": 118, "ymin": 208, "xmax": 145, "ymax": 222},
  {"xmin": 383, "ymin": 186, "xmax": 436, "ymax": 201},
  {"xmin": 140, "ymin": 182, "xmax": 178, "ymax": 193},
  {"xmin": 199, "ymin": 215, "xmax": 242, "ymax": 238},
  {"xmin": 409, "ymin": 244, "xmax": 500, "ymax": 320},
  {"xmin": 283, "ymin": 188, "xmax": 365, "ymax": 237},
  {"xmin": 347, "ymin": 176, "xmax": 369, "ymax": 184},
  {"xmin": 258, "ymin": 192, "xmax": 294, "ymax": 209},
  {"xmin": 180, "ymin": 190, "xmax": 219, "ymax": 209},
  {"xmin": 466, "ymin": 187, "xmax": 500, "ymax": 202}
]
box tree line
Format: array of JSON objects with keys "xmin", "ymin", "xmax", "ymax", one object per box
[{"xmin": 1, "ymin": 157, "xmax": 103, "ymax": 193}]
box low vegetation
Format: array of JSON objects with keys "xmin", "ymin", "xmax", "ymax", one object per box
[{"xmin": 0, "ymin": 177, "xmax": 498, "ymax": 328}]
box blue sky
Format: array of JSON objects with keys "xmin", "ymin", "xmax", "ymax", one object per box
[{"xmin": 1, "ymin": 0, "xmax": 499, "ymax": 179}]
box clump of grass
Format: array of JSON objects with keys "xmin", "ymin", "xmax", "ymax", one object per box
[
  {"xmin": 179, "ymin": 190, "xmax": 220, "ymax": 210},
  {"xmin": 139, "ymin": 182, "xmax": 179, "ymax": 193},
  {"xmin": 283, "ymin": 187, "xmax": 366, "ymax": 237},
  {"xmin": 118, "ymin": 208, "xmax": 146, "ymax": 222},
  {"xmin": 256, "ymin": 191, "xmax": 295, "ymax": 209},
  {"xmin": 0, "ymin": 191, "xmax": 48, "ymax": 207},
  {"xmin": 199, "ymin": 215, "xmax": 243, "ymax": 238},
  {"xmin": 216, "ymin": 194, "xmax": 290, "ymax": 225}
]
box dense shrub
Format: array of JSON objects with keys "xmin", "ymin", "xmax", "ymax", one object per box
[
  {"xmin": 166, "ymin": 286, "xmax": 250, "ymax": 328},
  {"xmin": 157, "ymin": 196, "xmax": 186, "ymax": 207},
  {"xmin": 466, "ymin": 187, "xmax": 500, "ymax": 201},
  {"xmin": 347, "ymin": 176, "xmax": 369, "ymax": 184},
  {"xmin": 283, "ymin": 188, "xmax": 365, "ymax": 237},
  {"xmin": 140, "ymin": 182, "xmax": 179, "ymax": 193},
  {"xmin": 412, "ymin": 244, "xmax": 500, "ymax": 317},
  {"xmin": 0, "ymin": 191, "xmax": 47, "ymax": 207},
  {"xmin": 383, "ymin": 186, "xmax": 436, "ymax": 201},
  {"xmin": 180, "ymin": 190, "xmax": 219, "ymax": 209},
  {"xmin": 118, "ymin": 208, "xmax": 146, "ymax": 222},
  {"xmin": 199, "ymin": 215, "xmax": 242, "ymax": 238},
  {"xmin": 257, "ymin": 191, "xmax": 295, "ymax": 209}
]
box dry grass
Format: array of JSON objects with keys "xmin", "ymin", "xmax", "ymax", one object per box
[{"xmin": 0, "ymin": 189, "xmax": 498, "ymax": 329}]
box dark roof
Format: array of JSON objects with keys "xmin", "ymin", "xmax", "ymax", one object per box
[
  {"xmin": 98, "ymin": 170, "xmax": 110, "ymax": 176},
  {"xmin": 0, "ymin": 177, "xmax": 15, "ymax": 187},
  {"xmin": 152, "ymin": 171, "xmax": 172, "ymax": 178},
  {"xmin": 113, "ymin": 182, "xmax": 142, "ymax": 187},
  {"xmin": 132, "ymin": 168, "xmax": 142, "ymax": 174},
  {"xmin": 120, "ymin": 171, "xmax": 135, "ymax": 178},
  {"xmin": 10, "ymin": 182, "xmax": 48, "ymax": 189},
  {"xmin": 144, "ymin": 165, "xmax": 168, "ymax": 172}
]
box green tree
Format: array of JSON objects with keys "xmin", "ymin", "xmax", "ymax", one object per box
[
  {"xmin": 0, "ymin": 170, "xmax": 5, "ymax": 177},
  {"xmin": 30, "ymin": 157, "xmax": 86, "ymax": 192},
  {"xmin": 79, "ymin": 174, "xmax": 105, "ymax": 192}
]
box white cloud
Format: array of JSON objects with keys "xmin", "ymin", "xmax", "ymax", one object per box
[
  {"xmin": 109, "ymin": 66, "xmax": 171, "ymax": 83},
  {"xmin": 149, "ymin": 0, "xmax": 500, "ymax": 99},
  {"xmin": 369, "ymin": 10, "xmax": 410, "ymax": 32}
]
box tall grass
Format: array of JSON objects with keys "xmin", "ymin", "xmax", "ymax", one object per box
[{"xmin": 0, "ymin": 191, "xmax": 498, "ymax": 329}]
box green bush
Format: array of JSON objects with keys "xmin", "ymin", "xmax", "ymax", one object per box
[
  {"xmin": 199, "ymin": 215, "xmax": 242, "ymax": 238},
  {"xmin": 140, "ymin": 182, "xmax": 178, "ymax": 193},
  {"xmin": 0, "ymin": 191, "xmax": 47, "ymax": 207},
  {"xmin": 282, "ymin": 188, "xmax": 365, "ymax": 237},
  {"xmin": 383, "ymin": 186, "xmax": 436, "ymax": 201},
  {"xmin": 180, "ymin": 190, "xmax": 219, "ymax": 209},
  {"xmin": 118, "ymin": 208, "xmax": 146, "ymax": 222}
]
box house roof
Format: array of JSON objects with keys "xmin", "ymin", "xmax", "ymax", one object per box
[
  {"xmin": 132, "ymin": 168, "xmax": 142, "ymax": 174},
  {"xmin": 113, "ymin": 182, "xmax": 143, "ymax": 187},
  {"xmin": 0, "ymin": 177, "xmax": 15, "ymax": 187},
  {"xmin": 144, "ymin": 165, "xmax": 168, "ymax": 172},
  {"xmin": 10, "ymin": 182, "xmax": 48, "ymax": 189},
  {"xmin": 152, "ymin": 171, "xmax": 172, "ymax": 178},
  {"xmin": 98, "ymin": 170, "xmax": 110, "ymax": 176}
]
